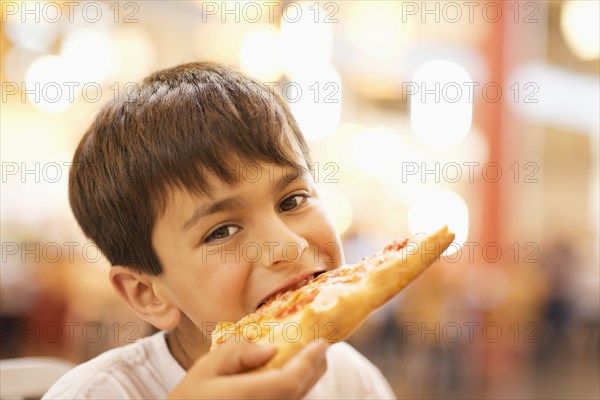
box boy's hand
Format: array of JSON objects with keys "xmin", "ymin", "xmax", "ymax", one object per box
[{"xmin": 168, "ymin": 340, "xmax": 329, "ymax": 399}]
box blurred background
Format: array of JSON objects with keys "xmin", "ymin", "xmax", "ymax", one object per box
[{"xmin": 1, "ymin": 0, "xmax": 598, "ymax": 398}]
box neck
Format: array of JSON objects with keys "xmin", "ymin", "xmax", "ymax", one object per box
[{"xmin": 166, "ymin": 322, "xmax": 211, "ymax": 370}]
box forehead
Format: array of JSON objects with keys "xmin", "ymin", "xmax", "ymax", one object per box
[{"xmin": 163, "ymin": 157, "xmax": 310, "ymax": 207}]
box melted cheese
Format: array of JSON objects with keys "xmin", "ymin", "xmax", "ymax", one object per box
[{"xmin": 310, "ymin": 282, "xmax": 359, "ymax": 312}]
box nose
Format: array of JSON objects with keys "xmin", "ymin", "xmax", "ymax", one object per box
[{"xmin": 252, "ymin": 215, "xmax": 309, "ymax": 268}]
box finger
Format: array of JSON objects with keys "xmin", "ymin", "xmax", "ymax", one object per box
[
  {"xmin": 279, "ymin": 342, "xmax": 329, "ymax": 393},
  {"xmin": 211, "ymin": 340, "xmax": 277, "ymax": 376},
  {"xmin": 282, "ymin": 341, "xmax": 328, "ymax": 373},
  {"xmin": 207, "ymin": 342, "xmax": 329, "ymax": 399},
  {"xmin": 168, "ymin": 341, "xmax": 276, "ymax": 399},
  {"xmin": 217, "ymin": 342, "xmax": 277, "ymax": 375},
  {"xmin": 297, "ymin": 345, "xmax": 328, "ymax": 391}
]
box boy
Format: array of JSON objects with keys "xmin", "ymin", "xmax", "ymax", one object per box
[{"xmin": 44, "ymin": 62, "xmax": 396, "ymax": 399}]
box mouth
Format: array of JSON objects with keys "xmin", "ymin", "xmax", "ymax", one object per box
[{"xmin": 256, "ymin": 270, "xmax": 327, "ymax": 310}]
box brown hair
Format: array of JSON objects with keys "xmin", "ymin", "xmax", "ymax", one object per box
[{"xmin": 69, "ymin": 62, "xmax": 310, "ymax": 275}]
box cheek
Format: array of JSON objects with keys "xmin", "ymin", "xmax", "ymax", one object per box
[
  {"xmin": 159, "ymin": 251, "xmax": 255, "ymax": 324},
  {"xmin": 192, "ymin": 253, "xmax": 255, "ymax": 315},
  {"xmin": 317, "ymin": 241, "xmax": 344, "ymax": 267},
  {"xmin": 306, "ymin": 204, "xmax": 345, "ymax": 266}
]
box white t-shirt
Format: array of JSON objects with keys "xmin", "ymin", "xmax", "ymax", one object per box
[{"xmin": 43, "ymin": 331, "xmax": 396, "ymax": 399}]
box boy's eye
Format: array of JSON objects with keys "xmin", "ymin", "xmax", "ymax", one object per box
[
  {"xmin": 279, "ymin": 194, "xmax": 309, "ymax": 212},
  {"xmin": 205, "ymin": 225, "xmax": 240, "ymax": 243}
]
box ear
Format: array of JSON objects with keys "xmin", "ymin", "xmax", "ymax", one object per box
[{"xmin": 109, "ymin": 266, "xmax": 181, "ymax": 331}]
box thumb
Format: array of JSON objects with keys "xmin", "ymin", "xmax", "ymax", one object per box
[{"xmin": 213, "ymin": 341, "xmax": 277, "ymax": 376}]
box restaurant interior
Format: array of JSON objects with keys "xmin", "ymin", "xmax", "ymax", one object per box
[{"xmin": 1, "ymin": 1, "xmax": 599, "ymax": 398}]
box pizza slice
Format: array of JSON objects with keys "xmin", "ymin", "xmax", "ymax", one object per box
[{"xmin": 211, "ymin": 225, "xmax": 455, "ymax": 369}]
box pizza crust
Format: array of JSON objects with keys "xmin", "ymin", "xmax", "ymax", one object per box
[{"xmin": 211, "ymin": 225, "xmax": 455, "ymax": 369}]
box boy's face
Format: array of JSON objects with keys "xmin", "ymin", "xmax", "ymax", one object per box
[{"xmin": 150, "ymin": 158, "xmax": 344, "ymax": 340}]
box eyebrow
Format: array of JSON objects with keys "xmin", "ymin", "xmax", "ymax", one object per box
[
  {"xmin": 182, "ymin": 165, "xmax": 308, "ymax": 232},
  {"xmin": 182, "ymin": 197, "xmax": 243, "ymax": 232},
  {"xmin": 273, "ymin": 165, "xmax": 306, "ymax": 195}
]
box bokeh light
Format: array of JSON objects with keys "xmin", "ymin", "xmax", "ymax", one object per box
[
  {"xmin": 113, "ymin": 28, "xmax": 158, "ymax": 83},
  {"xmin": 353, "ymin": 126, "xmax": 410, "ymax": 181},
  {"xmin": 316, "ymin": 186, "xmax": 354, "ymax": 236},
  {"xmin": 280, "ymin": 2, "xmax": 333, "ymax": 75},
  {"xmin": 410, "ymin": 59, "xmax": 473, "ymax": 146},
  {"xmin": 60, "ymin": 29, "xmax": 117, "ymax": 84},
  {"xmin": 3, "ymin": 5, "xmax": 60, "ymax": 52},
  {"xmin": 560, "ymin": 0, "xmax": 600, "ymax": 60},
  {"xmin": 407, "ymin": 189, "xmax": 469, "ymax": 255},
  {"xmin": 24, "ymin": 55, "xmax": 76, "ymax": 113},
  {"xmin": 288, "ymin": 64, "xmax": 342, "ymax": 142},
  {"xmin": 240, "ymin": 24, "xmax": 283, "ymax": 82}
]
